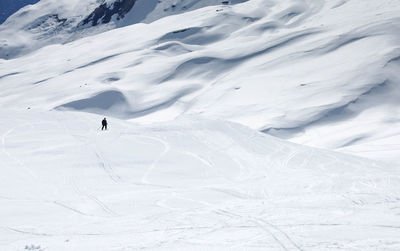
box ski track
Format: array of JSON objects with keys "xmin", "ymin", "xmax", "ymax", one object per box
[
  {"xmin": 214, "ymin": 209, "xmax": 303, "ymax": 251},
  {"xmin": 257, "ymin": 218, "xmax": 304, "ymax": 251},
  {"xmin": 173, "ymin": 149, "xmax": 213, "ymax": 179},
  {"xmin": 93, "ymin": 146, "xmax": 121, "ymax": 184},
  {"xmin": 139, "ymin": 135, "xmax": 171, "ymax": 185},
  {"xmin": 58, "ymin": 112, "xmax": 122, "ymax": 184},
  {"xmin": 2, "ymin": 113, "xmax": 400, "ymax": 250},
  {"xmin": 6, "ymin": 227, "xmax": 54, "ymax": 237},
  {"xmin": 52, "ymin": 201, "xmax": 94, "ymax": 217},
  {"xmin": 70, "ymin": 178, "xmax": 118, "ymax": 217}
]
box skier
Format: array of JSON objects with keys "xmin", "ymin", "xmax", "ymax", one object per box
[{"xmin": 102, "ymin": 118, "xmax": 108, "ymax": 130}]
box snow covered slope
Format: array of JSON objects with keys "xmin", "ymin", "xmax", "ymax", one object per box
[
  {"xmin": 0, "ymin": 0, "xmax": 247, "ymax": 59},
  {"xmin": 1, "ymin": 110, "xmax": 399, "ymax": 250},
  {"xmin": 1, "ymin": 0, "xmax": 400, "ymax": 250},
  {"xmin": 0, "ymin": 0, "xmax": 39, "ymax": 24},
  {"xmin": 1, "ymin": 0, "xmax": 399, "ymax": 162}
]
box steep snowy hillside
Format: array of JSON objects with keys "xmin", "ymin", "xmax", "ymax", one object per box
[
  {"xmin": 0, "ymin": 0, "xmax": 399, "ymax": 162},
  {"xmin": 0, "ymin": 0, "xmax": 246, "ymax": 59},
  {"xmin": 1, "ymin": 110, "xmax": 399, "ymax": 250}
]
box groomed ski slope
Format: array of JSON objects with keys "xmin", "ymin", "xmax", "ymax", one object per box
[{"xmin": 1, "ymin": 110, "xmax": 400, "ymax": 250}]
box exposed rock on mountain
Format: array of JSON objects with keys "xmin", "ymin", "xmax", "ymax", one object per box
[{"xmin": 80, "ymin": 0, "xmax": 137, "ymax": 27}]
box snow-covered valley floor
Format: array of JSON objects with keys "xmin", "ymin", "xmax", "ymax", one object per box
[{"xmin": 1, "ymin": 110, "xmax": 400, "ymax": 250}]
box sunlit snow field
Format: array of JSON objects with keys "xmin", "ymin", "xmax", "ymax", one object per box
[
  {"xmin": 1, "ymin": 111, "xmax": 400, "ymax": 250},
  {"xmin": 1, "ymin": 0, "xmax": 400, "ymax": 250}
]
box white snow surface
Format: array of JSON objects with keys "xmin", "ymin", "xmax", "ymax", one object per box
[
  {"xmin": 0, "ymin": 0, "xmax": 100, "ymax": 58},
  {"xmin": 0, "ymin": 0, "xmax": 247, "ymax": 59},
  {"xmin": 1, "ymin": 0, "xmax": 400, "ymax": 250},
  {"xmin": 1, "ymin": 0, "xmax": 399, "ymax": 162},
  {"xmin": 1, "ymin": 110, "xmax": 400, "ymax": 250}
]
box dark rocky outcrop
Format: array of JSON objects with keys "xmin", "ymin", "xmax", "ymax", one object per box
[{"xmin": 80, "ymin": 0, "xmax": 137, "ymax": 27}]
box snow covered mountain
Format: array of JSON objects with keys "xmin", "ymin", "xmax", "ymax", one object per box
[
  {"xmin": 0, "ymin": 0, "xmax": 247, "ymax": 59},
  {"xmin": 0, "ymin": 0, "xmax": 40, "ymax": 24},
  {"xmin": 1, "ymin": 0, "xmax": 400, "ymax": 250}
]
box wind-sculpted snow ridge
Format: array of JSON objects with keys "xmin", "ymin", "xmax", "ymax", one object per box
[
  {"xmin": 1, "ymin": 110, "xmax": 400, "ymax": 250},
  {"xmin": 0, "ymin": 0, "xmax": 399, "ymax": 162}
]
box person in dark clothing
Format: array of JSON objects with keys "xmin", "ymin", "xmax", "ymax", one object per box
[{"xmin": 102, "ymin": 118, "xmax": 108, "ymax": 130}]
